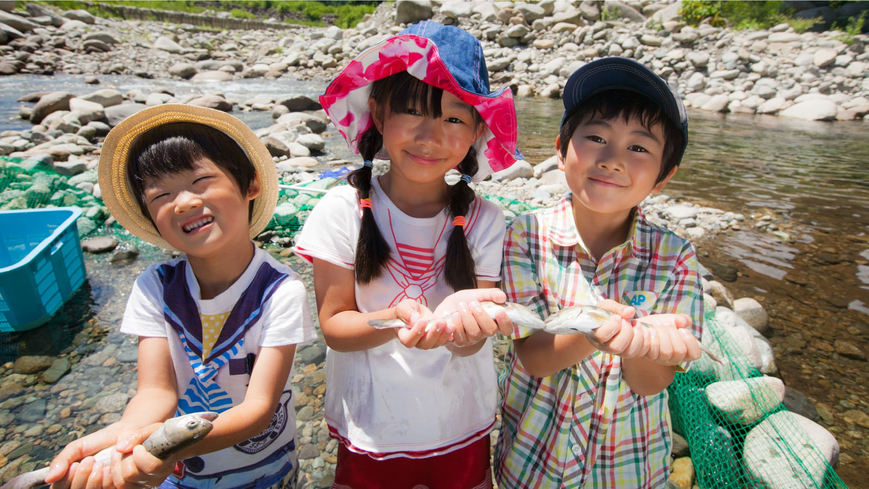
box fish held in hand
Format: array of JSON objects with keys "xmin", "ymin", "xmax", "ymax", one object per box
[
  {"xmin": 1, "ymin": 412, "xmax": 218, "ymax": 489},
  {"xmin": 368, "ymin": 301, "xmax": 546, "ymax": 330},
  {"xmin": 539, "ymin": 305, "xmax": 724, "ymax": 365}
]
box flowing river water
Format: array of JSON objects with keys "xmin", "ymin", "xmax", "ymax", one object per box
[{"xmin": 1, "ymin": 75, "xmax": 867, "ymax": 486}]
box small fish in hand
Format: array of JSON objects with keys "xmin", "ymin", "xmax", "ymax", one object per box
[
  {"xmin": 537, "ymin": 305, "xmax": 724, "ymax": 365},
  {"xmin": 2, "ymin": 412, "xmax": 218, "ymax": 489},
  {"xmin": 368, "ymin": 301, "xmax": 546, "ymax": 331}
]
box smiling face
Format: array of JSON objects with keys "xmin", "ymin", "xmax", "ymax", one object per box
[
  {"xmin": 557, "ymin": 115, "xmax": 676, "ymax": 223},
  {"xmin": 143, "ymin": 157, "xmax": 260, "ymax": 258},
  {"xmin": 371, "ymin": 89, "xmax": 485, "ymax": 188}
]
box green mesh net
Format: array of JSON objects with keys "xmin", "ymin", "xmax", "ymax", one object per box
[{"xmin": 668, "ymin": 308, "xmax": 847, "ymax": 488}]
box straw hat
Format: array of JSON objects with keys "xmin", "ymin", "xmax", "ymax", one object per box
[{"xmin": 98, "ymin": 104, "xmax": 278, "ymax": 249}]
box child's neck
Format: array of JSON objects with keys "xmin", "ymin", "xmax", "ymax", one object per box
[
  {"xmin": 187, "ymin": 240, "xmax": 256, "ymax": 300},
  {"xmin": 379, "ymin": 172, "xmax": 451, "ymax": 218},
  {"xmin": 571, "ymin": 199, "xmax": 634, "ymax": 262}
]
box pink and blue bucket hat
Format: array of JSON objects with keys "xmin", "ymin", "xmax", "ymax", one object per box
[{"xmin": 319, "ymin": 21, "xmax": 523, "ymax": 182}]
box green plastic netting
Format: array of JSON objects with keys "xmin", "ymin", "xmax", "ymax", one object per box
[{"xmin": 668, "ymin": 307, "xmax": 848, "ymax": 488}]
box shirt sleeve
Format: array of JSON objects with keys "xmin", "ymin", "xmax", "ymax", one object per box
[
  {"xmin": 651, "ymin": 240, "xmax": 705, "ymax": 341},
  {"xmin": 259, "ymin": 275, "xmax": 317, "ymax": 347},
  {"xmin": 291, "ymin": 187, "xmax": 358, "ymax": 269},
  {"xmin": 469, "ymin": 198, "xmax": 507, "ymax": 281},
  {"xmin": 120, "ymin": 265, "xmax": 169, "ymax": 338},
  {"xmin": 501, "ymin": 213, "xmax": 548, "ymax": 339}
]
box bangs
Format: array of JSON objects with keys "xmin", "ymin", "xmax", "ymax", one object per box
[
  {"xmin": 580, "ymin": 91, "xmax": 669, "ymax": 136},
  {"xmin": 371, "ymin": 70, "xmax": 444, "ymax": 119}
]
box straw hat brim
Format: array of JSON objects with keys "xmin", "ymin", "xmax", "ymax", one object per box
[{"xmin": 98, "ymin": 104, "xmax": 278, "ymax": 249}]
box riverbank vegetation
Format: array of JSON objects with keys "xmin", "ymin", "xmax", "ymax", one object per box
[
  {"xmin": 35, "ymin": 1, "xmax": 378, "ymax": 28},
  {"xmin": 679, "ymin": 1, "xmax": 858, "ymax": 33}
]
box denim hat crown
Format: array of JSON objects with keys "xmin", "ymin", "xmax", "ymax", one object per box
[{"xmin": 398, "ymin": 21, "xmax": 491, "ymax": 96}]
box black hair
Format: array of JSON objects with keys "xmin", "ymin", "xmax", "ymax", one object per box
[
  {"xmin": 558, "ymin": 90, "xmax": 684, "ymax": 184},
  {"xmin": 126, "ymin": 122, "xmax": 257, "ymax": 225},
  {"xmin": 350, "ymin": 71, "xmax": 482, "ymax": 291}
]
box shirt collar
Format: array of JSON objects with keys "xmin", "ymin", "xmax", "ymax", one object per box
[{"xmin": 546, "ymin": 194, "xmax": 652, "ymax": 263}]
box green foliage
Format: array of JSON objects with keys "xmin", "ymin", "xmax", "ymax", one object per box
[
  {"xmin": 787, "ymin": 16, "xmax": 824, "ymax": 34},
  {"xmin": 229, "ymin": 8, "xmax": 255, "ymax": 19},
  {"xmin": 42, "ymin": 1, "xmax": 376, "ymax": 28},
  {"xmin": 681, "ymin": 1, "xmax": 788, "ymax": 29},
  {"xmin": 833, "ymin": 11, "xmax": 868, "ymax": 45},
  {"xmin": 600, "ymin": 4, "xmax": 622, "ymax": 22}
]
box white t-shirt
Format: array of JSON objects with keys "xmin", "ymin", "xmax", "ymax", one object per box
[
  {"xmin": 122, "ymin": 246, "xmax": 316, "ymax": 488},
  {"xmin": 293, "ymin": 178, "xmax": 506, "ymax": 458}
]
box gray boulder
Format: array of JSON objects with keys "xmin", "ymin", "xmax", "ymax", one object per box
[
  {"xmin": 395, "ymin": 0, "xmax": 433, "ymax": 25},
  {"xmin": 169, "ymin": 62, "xmax": 197, "ymax": 79},
  {"xmin": 62, "ymin": 9, "xmax": 96, "ymax": 24},
  {"xmin": 733, "ymin": 297, "xmax": 770, "ymax": 336},
  {"xmin": 105, "ymin": 103, "xmax": 147, "ymax": 127},
  {"xmin": 440, "ymin": 2, "xmax": 474, "ymax": 19},
  {"xmin": 296, "ymin": 134, "xmax": 325, "ymax": 152},
  {"xmin": 780, "ymin": 99, "xmax": 839, "ymax": 121},
  {"xmin": 492, "ymin": 160, "xmax": 533, "ymax": 181},
  {"xmin": 80, "ymin": 89, "xmax": 124, "ymax": 107},
  {"xmin": 81, "ymin": 236, "xmax": 118, "ymax": 254},
  {"xmin": 276, "ymin": 95, "xmax": 321, "ymax": 112},
  {"xmin": 604, "ymin": 2, "xmax": 645, "ymax": 23},
  {"xmin": 706, "ymin": 376, "xmax": 785, "ymax": 425},
  {"xmin": 83, "ymin": 32, "xmax": 119, "ymax": 45},
  {"xmin": 277, "ymin": 112, "xmax": 328, "ymax": 133},
  {"xmin": 579, "ymin": 0, "xmax": 600, "ymax": 21},
  {"xmin": 26, "ymin": 4, "xmax": 66, "ymax": 27},
  {"xmin": 187, "ymin": 95, "xmax": 232, "ymax": 112},
  {"xmin": 69, "ymin": 98, "xmax": 106, "ymax": 124},
  {"xmin": 154, "ymin": 36, "xmax": 184, "ymax": 54},
  {"xmin": 0, "ymin": 10, "xmax": 39, "ymax": 32},
  {"xmin": 190, "ymin": 70, "xmax": 234, "ymax": 82},
  {"xmin": 262, "ymin": 136, "xmax": 290, "ymax": 158},
  {"xmin": 31, "ymin": 92, "xmax": 75, "ymax": 124},
  {"xmin": 744, "ymin": 412, "xmax": 839, "ymax": 486}
]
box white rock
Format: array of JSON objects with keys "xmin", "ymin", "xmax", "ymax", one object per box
[
  {"xmin": 493, "ymin": 160, "xmax": 533, "ymax": 181},
  {"xmin": 733, "ymin": 297, "xmax": 770, "ymax": 336},
  {"xmin": 744, "ymin": 412, "xmax": 839, "ymax": 488},
  {"xmin": 779, "ymin": 100, "xmax": 839, "ymax": 121},
  {"xmin": 706, "ymin": 376, "xmax": 785, "ymax": 425},
  {"xmin": 154, "ymin": 36, "xmax": 183, "ymax": 54},
  {"xmin": 813, "ymin": 48, "xmax": 837, "ymax": 68},
  {"xmin": 757, "ymin": 96, "xmax": 789, "ymax": 114},
  {"xmin": 700, "ymin": 94, "xmax": 730, "ymax": 112}
]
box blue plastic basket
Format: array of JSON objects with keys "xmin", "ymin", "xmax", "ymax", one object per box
[{"xmin": 0, "ymin": 207, "xmax": 87, "ymax": 333}]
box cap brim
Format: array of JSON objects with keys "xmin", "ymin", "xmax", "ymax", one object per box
[
  {"xmin": 98, "ymin": 104, "xmax": 278, "ymax": 249},
  {"xmin": 319, "ymin": 34, "xmax": 522, "ymax": 182}
]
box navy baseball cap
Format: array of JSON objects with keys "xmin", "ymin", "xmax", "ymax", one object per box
[{"xmin": 561, "ymin": 57, "xmax": 689, "ymax": 164}]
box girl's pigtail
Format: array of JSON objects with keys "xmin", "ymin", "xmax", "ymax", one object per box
[
  {"xmin": 348, "ymin": 127, "xmax": 391, "ymax": 284},
  {"xmin": 444, "ymin": 149, "xmax": 479, "ymax": 291}
]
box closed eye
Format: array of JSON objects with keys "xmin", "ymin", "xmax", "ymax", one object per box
[
  {"xmin": 149, "ymin": 192, "xmax": 169, "ymax": 204},
  {"xmin": 193, "ymin": 176, "xmax": 213, "ymax": 185}
]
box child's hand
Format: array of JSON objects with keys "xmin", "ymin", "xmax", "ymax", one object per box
[
  {"xmin": 393, "ymin": 299, "xmax": 452, "ymax": 350},
  {"xmin": 45, "ymin": 424, "xmax": 122, "ymax": 487},
  {"xmin": 433, "ymin": 289, "xmax": 513, "ymax": 346},
  {"xmin": 634, "ymin": 314, "xmax": 701, "ymax": 365},
  {"xmin": 584, "ymin": 300, "xmax": 650, "ymax": 358}
]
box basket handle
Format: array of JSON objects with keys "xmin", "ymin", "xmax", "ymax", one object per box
[{"xmin": 51, "ymin": 240, "xmax": 64, "ymax": 255}]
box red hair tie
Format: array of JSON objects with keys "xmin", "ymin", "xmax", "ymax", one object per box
[
  {"xmin": 360, "ymin": 198, "xmax": 372, "ymax": 209},
  {"xmin": 452, "ymin": 216, "xmax": 466, "ymax": 227}
]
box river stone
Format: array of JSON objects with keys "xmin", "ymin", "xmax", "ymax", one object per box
[
  {"xmin": 17, "ymin": 398, "xmax": 47, "ymax": 423},
  {"xmin": 440, "ymin": 1, "xmax": 474, "ymax": 19},
  {"xmin": 189, "ymin": 70, "xmax": 233, "ymax": 82},
  {"xmin": 833, "ymin": 340, "xmax": 866, "ymax": 360},
  {"xmin": 755, "ymin": 336, "xmax": 777, "ymax": 374},
  {"xmin": 69, "ymin": 98, "xmax": 105, "ymax": 124},
  {"xmin": 42, "ymin": 357, "xmax": 71, "ymax": 384},
  {"xmin": 31, "ymin": 92, "xmax": 75, "ymax": 124},
  {"xmin": 706, "ymin": 281, "xmax": 734, "ymax": 309},
  {"xmin": 262, "ymin": 137, "xmax": 290, "ymax": 158},
  {"xmin": 296, "ymin": 134, "xmax": 325, "ymax": 152},
  {"xmin": 105, "ymin": 104, "xmax": 147, "ymax": 127},
  {"xmin": 188, "ymin": 95, "xmax": 232, "ymax": 112},
  {"xmin": 288, "ymin": 142, "xmax": 311, "ymax": 157},
  {"xmin": 282, "ymin": 156, "xmax": 319, "ymax": 169},
  {"xmin": 81, "ymin": 236, "xmax": 118, "ymax": 254},
  {"xmin": 154, "ymin": 36, "xmax": 183, "ymax": 54},
  {"xmin": 780, "ymin": 99, "xmax": 839, "ymax": 121},
  {"xmin": 277, "ymin": 112, "xmax": 328, "ymax": 133},
  {"xmin": 701, "ymin": 94, "xmax": 731, "ymax": 112},
  {"xmin": 110, "ymin": 247, "xmax": 140, "ymax": 265},
  {"xmin": 744, "ymin": 411, "xmax": 839, "ymax": 487},
  {"xmin": 276, "ymin": 95, "xmax": 321, "ymax": 112},
  {"xmin": 0, "ymin": 11, "xmax": 39, "ymax": 32},
  {"xmin": 706, "ymin": 376, "xmax": 785, "ymax": 425},
  {"xmin": 395, "ymin": 0, "xmax": 433, "ymax": 25},
  {"xmin": 80, "ymin": 88, "xmax": 123, "ymax": 108},
  {"xmin": 13, "ymin": 355, "xmax": 55, "ymax": 374},
  {"xmin": 493, "ymin": 160, "xmax": 533, "ymax": 181},
  {"xmin": 62, "ymin": 9, "xmax": 95, "ymax": 24},
  {"xmin": 783, "ymin": 386, "xmax": 820, "ymax": 422},
  {"xmin": 672, "ymin": 432, "xmax": 689, "ymax": 458},
  {"xmin": 53, "ymin": 159, "xmax": 87, "ymax": 176},
  {"xmin": 95, "ymin": 393, "xmax": 128, "ymax": 413},
  {"xmin": 169, "ymin": 63, "xmax": 196, "ymax": 79},
  {"xmin": 733, "ymin": 297, "xmax": 769, "ymax": 335},
  {"xmin": 297, "ymin": 344, "xmax": 326, "ymax": 366},
  {"xmin": 668, "ymin": 457, "xmax": 694, "ymax": 489}
]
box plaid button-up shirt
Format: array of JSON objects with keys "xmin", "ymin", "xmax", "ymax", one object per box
[{"xmin": 494, "ymin": 196, "xmax": 704, "ymax": 489}]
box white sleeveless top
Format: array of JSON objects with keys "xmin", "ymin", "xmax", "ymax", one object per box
[{"xmin": 293, "ymin": 178, "xmax": 505, "ymax": 458}]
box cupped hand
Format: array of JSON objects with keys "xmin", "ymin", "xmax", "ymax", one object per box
[
  {"xmin": 46, "ymin": 424, "xmax": 123, "ymax": 488},
  {"xmin": 584, "ymin": 301, "xmax": 650, "ymax": 358},
  {"xmin": 392, "ymin": 299, "xmax": 452, "ymax": 350},
  {"xmin": 634, "ymin": 314, "xmax": 701, "ymax": 365}
]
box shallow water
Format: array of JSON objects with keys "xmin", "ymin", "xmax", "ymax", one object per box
[{"xmin": 2, "ymin": 76, "xmax": 868, "ymax": 485}]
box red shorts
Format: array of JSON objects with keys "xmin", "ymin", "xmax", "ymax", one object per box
[{"xmin": 332, "ymin": 436, "xmax": 493, "ymax": 489}]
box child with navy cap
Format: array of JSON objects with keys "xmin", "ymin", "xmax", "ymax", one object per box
[{"xmin": 495, "ymin": 57, "xmax": 705, "ymax": 488}]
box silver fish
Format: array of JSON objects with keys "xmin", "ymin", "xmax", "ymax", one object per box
[
  {"xmin": 541, "ymin": 305, "xmax": 724, "ymax": 365},
  {"xmin": 368, "ymin": 301, "xmax": 546, "ymax": 330},
  {"xmin": 1, "ymin": 412, "xmax": 218, "ymax": 489}
]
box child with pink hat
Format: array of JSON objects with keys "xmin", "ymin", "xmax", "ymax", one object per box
[{"xmin": 293, "ymin": 21, "xmax": 523, "ymax": 488}]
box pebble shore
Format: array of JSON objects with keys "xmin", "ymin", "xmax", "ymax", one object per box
[{"xmin": 1, "ymin": 1, "xmax": 867, "ymax": 487}]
